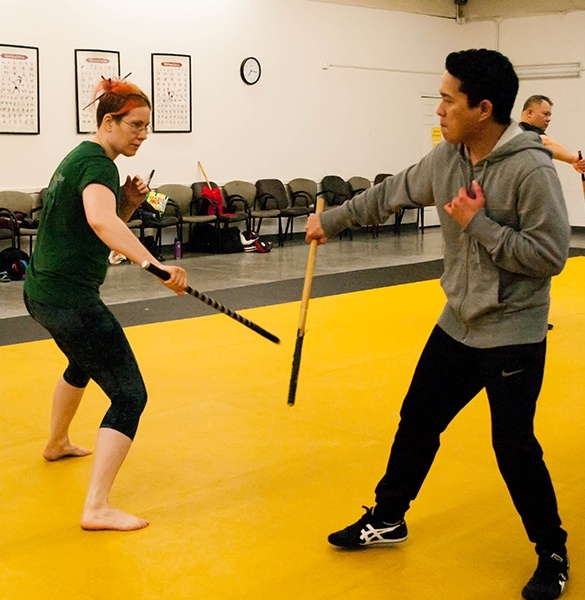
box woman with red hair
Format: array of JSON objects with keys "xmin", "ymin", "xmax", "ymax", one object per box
[{"xmin": 24, "ymin": 77, "xmax": 186, "ymax": 531}]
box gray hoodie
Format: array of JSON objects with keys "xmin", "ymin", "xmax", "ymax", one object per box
[{"xmin": 320, "ymin": 123, "xmax": 570, "ymax": 348}]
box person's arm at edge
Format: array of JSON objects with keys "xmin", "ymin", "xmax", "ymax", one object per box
[{"xmin": 541, "ymin": 134, "xmax": 585, "ymax": 173}]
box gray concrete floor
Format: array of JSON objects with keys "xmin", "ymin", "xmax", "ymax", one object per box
[
  {"xmin": 0, "ymin": 225, "xmax": 445, "ymax": 320},
  {"xmin": 2, "ymin": 225, "xmax": 584, "ymax": 346}
]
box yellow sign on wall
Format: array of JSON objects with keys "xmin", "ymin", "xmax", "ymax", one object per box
[{"xmin": 431, "ymin": 126, "xmax": 443, "ymax": 147}]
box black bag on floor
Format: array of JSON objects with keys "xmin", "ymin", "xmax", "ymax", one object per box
[
  {"xmin": 0, "ymin": 247, "xmax": 29, "ymax": 281},
  {"xmin": 189, "ymin": 224, "xmax": 244, "ymax": 254}
]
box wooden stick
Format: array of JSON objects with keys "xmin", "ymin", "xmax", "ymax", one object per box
[
  {"xmin": 197, "ymin": 161, "xmax": 212, "ymax": 188},
  {"xmin": 579, "ymin": 151, "xmax": 585, "ymax": 201},
  {"xmin": 287, "ymin": 196, "xmax": 325, "ymax": 406}
]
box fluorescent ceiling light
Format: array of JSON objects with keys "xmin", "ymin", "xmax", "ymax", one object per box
[{"xmin": 514, "ymin": 62, "xmax": 582, "ymax": 80}]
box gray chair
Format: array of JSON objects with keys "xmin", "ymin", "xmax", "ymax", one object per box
[
  {"xmin": 320, "ymin": 175, "xmax": 353, "ymax": 239},
  {"xmin": 157, "ymin": 183, "xmax": 217, "ymax": 248},
  {"xmin": 191, "ymin": 181, "xmax": 247, "ymax": 253},
  {"xmin": 0, "ymin": 208, "xmax": 17, "ymax": 248},
  {"xmin": 284, "ymin": 178, "xmax": 317, "ymax": 240},
  {"xmin": 254, "ymin": 179, "xmax": 290, "ymax": 246},
  {"xmin": 191, "ymin": 181, "xmax": 248, "ymax": 227},
  {"xmin": 374, "ymin": 173, "xmax": 424, "ymax": 235},
  {"xmin": 320, "ymin": 175, "xmax": 352, "ymax": 208},
  {"xmin": 139, "ymin": 189, "xmax": 182, "ymax": 260},
  {"xmin": 223, "ymin": 180, "xmax": 257, "ymax": 233},
  {"xmin": 348, "ymin": 176, "xmax": 376, "ymax": 237},
  {"xmin": 287, "ymin": 178, "xmax": 317, "ymax": 209},
  {"xmin": 0, "ymin": 190, "xmax": 39, "ymax": 253}
]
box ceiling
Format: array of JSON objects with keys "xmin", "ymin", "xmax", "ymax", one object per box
[{"xmin": 310, "ymin": 0, "xmax": 585, "ymax": 20}]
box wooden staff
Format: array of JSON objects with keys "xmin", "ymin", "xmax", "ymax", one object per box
[
  {"xmin": 579, "ymin": 151, "xmax": 585, "ymax": 200},
  {"xmin": 287, "ymin": 196, "xmax": 325, "ymax": 406},
  {"xmin": 198, "ymin": 161, "xmax": 212, "ymax": 188}
]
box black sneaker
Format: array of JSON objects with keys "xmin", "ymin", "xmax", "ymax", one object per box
[
  {"xmin": 328, "ymin": 506, "xmax": 408, "ymax": 548},
  {"xmin": 522, "ymin": 552, "xmax": 569, "ymax": 600}
]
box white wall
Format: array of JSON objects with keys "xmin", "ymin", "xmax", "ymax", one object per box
[
  {"xmin": 500, "ymin": 12, "xmax": 585, "ymax": 225},
  {"xmin": 0, "ymin": 1, "xmax": 584, "ymax": 225}
]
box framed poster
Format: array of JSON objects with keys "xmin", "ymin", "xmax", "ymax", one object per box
[
  {"xmin": 151, "ymin": 53, "xmax": 192, "ymax": 133},
  {"xmin": 0, "ymin": 44, "xmax": 40, "ymax": 134},
  {"xmin": 75, "ymin": 49, "xmax": 120, "ymax": 133}
]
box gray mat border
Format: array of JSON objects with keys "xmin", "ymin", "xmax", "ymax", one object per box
[
  {"xmin": 0, "ymin": 259, "xmax": 444, "ymax": 346},
  {"xmin": 3, "ymin": 248, "xmax": 584, "ymax": 347}
]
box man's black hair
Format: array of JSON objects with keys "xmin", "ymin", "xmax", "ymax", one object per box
[
  {"xmin": 445, "ymin": 49, "xmax": 519, "ymax": 126},
  {"xmin": 522, "ymin": 94, "xmax": 553, "ymax": 112}
]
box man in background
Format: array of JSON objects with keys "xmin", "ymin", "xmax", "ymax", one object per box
[{"xmin": 520, "ymin": 94, "xmax": 585, "ymax": 173}]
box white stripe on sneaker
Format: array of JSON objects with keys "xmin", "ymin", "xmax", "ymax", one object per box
[{"xmin": 359, "ymin": 522, "xmax": 405, "ymax": 544}]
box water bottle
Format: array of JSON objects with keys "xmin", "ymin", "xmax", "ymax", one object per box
[{"xmin": 174, "ymin": 238, "xmax": 182, "ymax": 259}]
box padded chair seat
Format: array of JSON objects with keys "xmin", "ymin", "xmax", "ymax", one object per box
[
  {"xmin": 251, "ymin": 208, "xmax": 281, "ymax": 219},
  {"xmin": 142, "ymin": 213, "xmax": 179, "ymax": 227},
  {"xmin": 181, "ymin": 214, "xmax": 218, "ymax": 225},
  {"xmin": 281, "ymin": 206, "xmax": 311, "ymax": 217}
]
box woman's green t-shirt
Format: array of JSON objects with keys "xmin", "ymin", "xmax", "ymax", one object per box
[{"xmin": 24, "ymin": 141, "xmax": 120, "ymax": 306}]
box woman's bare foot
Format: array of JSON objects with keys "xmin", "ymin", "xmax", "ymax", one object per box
[
  {"xmin": 43, "ymin": 441, "xmax": 92, "ymax": 461},
  {"xmin": 81, "ymin": 505, "xmax": 149, "ymax": 531}
]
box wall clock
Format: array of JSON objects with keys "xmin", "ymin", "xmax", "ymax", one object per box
[{"xmin": 240, "ymin": 57, "xmax": 261, "ymax": 85}]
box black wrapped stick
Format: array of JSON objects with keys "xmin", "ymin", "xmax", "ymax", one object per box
[
  {"xmin": 141, "ymin": 261, "xmax": 280, "ymax": 344},
  {"xmin": 287, "ymin": 197, "xmax": 325, "ymax": 406}
]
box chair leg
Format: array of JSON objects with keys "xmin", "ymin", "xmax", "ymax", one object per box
[
  {"xmin": 217, "ymin": 223, "xmax": 223, "ymax": 254},
  {"xmin": 284, "ymin": 217, "xmax": 292, "ymax": 240},
  {"xmin": 154, "ymin": 229, "xmax": 163, "ymax": 260},
  {"xmin": 394, "ymin": 209, "xmax": 405, "ymax": 236}
]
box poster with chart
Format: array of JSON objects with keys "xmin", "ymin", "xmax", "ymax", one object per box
[
  {"xmin": 75, "ymin": 49, "xmax": 120, "ymax": 133},
  {"xmin": 0, "ymin": 44, "xmax": 39, "ymax": 134},
  {"xmin": 151, "ymin": 53, "xmax": 192, "ymax": 133}
]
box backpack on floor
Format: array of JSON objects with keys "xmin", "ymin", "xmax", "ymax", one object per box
[
  {"xmin": 189, "ymin": 224, "xmax": 244, "ymax": 254},
  {"xmin": 240, "ymin": 230, "xmax": 273, "ymax": 253},
  {"xmin": 0, "ymin": 247, "xmax": 29, "ymax": 281}
]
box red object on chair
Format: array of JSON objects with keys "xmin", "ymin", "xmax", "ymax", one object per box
[{"xmin": 201, "ymin": 186, "xmax": 224, "ymax": 215}]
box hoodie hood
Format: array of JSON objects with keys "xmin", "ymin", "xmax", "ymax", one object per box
[{"xmin": 456, "ymin": 121, "xmax": 553, "ymax": 193}]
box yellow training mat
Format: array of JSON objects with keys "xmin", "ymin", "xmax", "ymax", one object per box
[{"xmin": 0, "ymin": 258, "xmax": 583, "ymax": 599}]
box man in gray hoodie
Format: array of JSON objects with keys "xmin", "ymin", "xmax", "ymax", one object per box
[{"xmin": 306, "ymin": 49, "xmax": 570, "ymax": 600}]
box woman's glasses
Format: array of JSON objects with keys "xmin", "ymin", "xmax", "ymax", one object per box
[{"xmin": 121, "ymin": 119, "xmax": 153, "ymax": 135}]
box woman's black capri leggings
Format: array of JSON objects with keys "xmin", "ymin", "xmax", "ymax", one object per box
[{"xmin": 24, "ymin": 292, "xmax": 147, "ymax": 440}]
